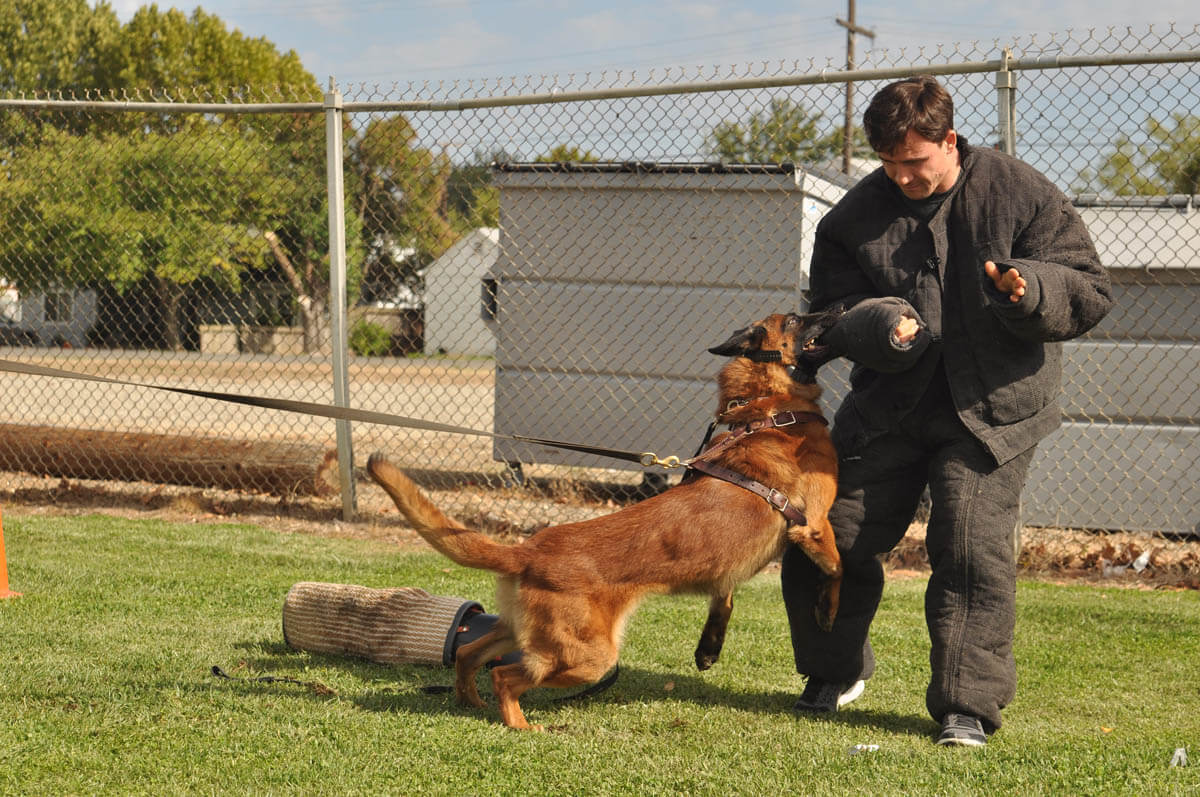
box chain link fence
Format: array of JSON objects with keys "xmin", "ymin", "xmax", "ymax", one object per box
[{"xmin": 0, "ymin": 24, "xmax": 1196, "ymax": 536}]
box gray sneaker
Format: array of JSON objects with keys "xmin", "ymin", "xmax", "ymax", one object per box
[
  {"xmin": 792, "ymin": 677, "xmax": 865, "ymax": 713},
  {"xmin": 936, "ymin": 713, "xmax": 987, "ymax": 747}
]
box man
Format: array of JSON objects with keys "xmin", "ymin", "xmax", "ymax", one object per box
[{"xmin": 781, "ymin": 75, "xmax": 1113, "ymax": 747}]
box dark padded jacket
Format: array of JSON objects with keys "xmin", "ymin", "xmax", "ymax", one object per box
[{"xmin": 809, "ymin": 139, "xmax": 1114, "ymax": 465}]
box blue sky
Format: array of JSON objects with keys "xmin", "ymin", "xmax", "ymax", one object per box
[{"xmin": 107, "ymin": 1, "xmax": 1198, "ymax": 87}]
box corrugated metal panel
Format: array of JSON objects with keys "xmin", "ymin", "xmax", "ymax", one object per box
[
  {"xmin": 1025, "ymin": 423, "xmax": 1199, "ymax": 534},
  {"xmin": 1079, "ymin": 206, "xmax": 1200, "ymax": 269},
  {"xmin": 491, "ymin": 163, "xmax": 819, "ymax": 471}
]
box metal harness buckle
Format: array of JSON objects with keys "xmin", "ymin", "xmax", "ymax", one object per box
[
  {"xmin": 766, "ymin": 488, "xmax": 789, "ymax": 512},
  {"xmin": 640, "ymin": 452, "xmax": 683, "ymax": 469}
]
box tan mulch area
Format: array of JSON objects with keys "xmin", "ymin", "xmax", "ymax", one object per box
[
  {"xmin": 2, "ymin": 471, "xmax": 1196, "ymax": 591},
  {"xmin": 886, "ymin": 523, "xmax": 1200, "ymax": 591}
]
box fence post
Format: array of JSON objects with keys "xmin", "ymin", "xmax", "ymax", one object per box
[
  {"xmin": 996, "ymin": 49, "xmax": 1022, "ymax": 554},
  {"xmin": 995, "ymin": 47, "xmax": 1017, "ymax": 156},
  {"xmin": 325, "ymin": 78, "xmax": 356, "ymax": 521}
]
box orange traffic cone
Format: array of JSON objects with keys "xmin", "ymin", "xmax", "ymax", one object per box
[{"xmin": 0, "ymin": 507, "xmax": 21, "ymax": 599}]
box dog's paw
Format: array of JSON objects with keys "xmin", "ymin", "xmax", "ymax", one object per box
[
  {"xmin": 455, "ymin": 684, "xmax": 487, "ymax": 708},
  {"xmin": 694, "ymin": 650, "xmax": 719, "ymax": 671}
]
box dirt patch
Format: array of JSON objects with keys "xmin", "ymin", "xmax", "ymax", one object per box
[
  {"xmin": 2, "ymin": 470, "xmax": 1196, "ymax": 591},
  {"xmin": 885, "ymin": 522, "xmax": 1200, "ymax": 591}
]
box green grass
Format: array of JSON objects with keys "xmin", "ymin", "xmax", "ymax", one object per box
[{"xmin": 1, "ymin": 513, "xmax": 1197, "ymax": 796}]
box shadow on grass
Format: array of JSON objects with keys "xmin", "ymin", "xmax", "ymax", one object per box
[{"xmin": 210, "ymin": 638, "xmax": 932, "ymax": 737}]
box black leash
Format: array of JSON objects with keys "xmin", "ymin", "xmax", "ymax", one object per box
[
  {"xmin": 553, "ymin": 663, "xmax": 620, "ymax": 703},
  {"xmin": 0, "ymin": 358, "xmax": 682, "ymax": 469},
  {"xmin": 419, "ymin": 665, "xmax": 620, "ymax": 703},
  {"xmin": 210, "ymin": 664, "xmax": 338, "ymax": 696},
  {"xmin": 213, "ymin": 663, "xmax": 619, "ymax": 703}
]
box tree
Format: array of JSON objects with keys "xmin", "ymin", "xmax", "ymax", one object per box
[
  {"xmin": 0, "ymin": 0, "xmax": 120, "ymax": 94},
  {"xmin": 0, "ymin": 4, "xmax": 471, "ymax": 353},
  {"xmin": 257, "ymin": 131, "xmax": 368, "ymax": 352},
  {"xmin": 1080, "ymin": 113, "xmax": 1200, "ymax": 196},
  {"xmin": 115, "ymin": 6, "xmax": 313, "ymax": 101},
  {"xmin": 350, "ymin": 114, "xmax": 457, "ymax": 300},
  {"xmin": 709, "ymin": 98, "xmax": 866, "ymax": 166},
  {"xmin": 0, "ymin": 0, "xmax": 123, "ymax": 154},
  {"xmin": 112, "ymin": 6, "xmax": 351, "ymax": 352},
  {"xmin": 0, "ymin": 4, "xmax": 363, "ymax": 352},
  {"xmin": 535, "ymin": 144, "xmax": 598, "ymax": 163},
  {"xmin": 0, "ymin": 123, "xmax": 286, "ymax": 349},
  {"xmin": 446, "ymin": 147, "xmax": 514, "ymax": 233}
]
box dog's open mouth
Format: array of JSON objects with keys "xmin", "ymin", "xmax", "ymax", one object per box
[{"xmin": 801, "ymin": 336, "xmax": 830, "ymax": 357}]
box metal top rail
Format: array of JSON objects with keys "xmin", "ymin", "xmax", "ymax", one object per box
[{"xmin": 1, "ymin": 48, "xmax": 1197, "ymax": 115}]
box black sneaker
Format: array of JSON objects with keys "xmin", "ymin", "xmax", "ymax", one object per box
[
  {"xmin": 936, "ymin": 713, "xmax": 987, "ymax": 747},
  {"xmin": 792, "ymin": 677, "xmax": 865, "ymax": 713}
]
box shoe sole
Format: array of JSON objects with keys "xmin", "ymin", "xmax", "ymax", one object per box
[
  {"xmin": 936, "ymin": 736, "xmax": 987, "ymax": 747},
  {"xmin": 836, "ymin": 679, "xmax": 866, "ymax": 709},
  {"xmin": 792, "ymin": 679, "xmax": 866, "ymax": 714}
]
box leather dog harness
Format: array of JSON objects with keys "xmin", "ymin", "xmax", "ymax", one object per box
[{"xmin": 687, "ymin": 410, "xmax": 828, "ymax": 526}]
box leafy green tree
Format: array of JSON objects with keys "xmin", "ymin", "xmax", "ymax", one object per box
[
  {"xmin": 535, "ymin": 144, "xmax": 598, "ymax": 162},
  {"xmin": 446, "ymin": 147, "xmax": 513, "ymax": 233},
  {"xmin": 352, "ymin": 114, "xmax": 457, "ymax": 272},
  {"xmin": 114, "ymin": 6, "xmax": 311, "ymax": 99},
  {"xmin": 0, "ymin": 123, "xmax": 284, "ymax": 349},
  {"xmin": 349, "ymin": 119, "xmax": 506, "ymax": 312},
  {"xmin": 0, "ymin": 0, "xmax": 120, "ymax": 94},
  {"xmin": 0, "ymin": 0, "xmax": 122, "ymax": 153},
  {"xmin": 262, "ymin": 132, "xmax": 366, "ymax": 352},
  {"xmin": 0, "ymin": 4, "xmax": 464, "ymax": 353},
  {"xmin": 0, "ymin": 4, "xmax": 366, "ymax": 352},
  {"xmin": 1080, "ymin": 113, "xmax": 1200, "ymax": 196},
  {"xmin": 112, "ymin": 6, "xmax": 349, "ymax": 351},
  {"xmin": 709, "ymin": 98, "xmax": 865, "ymax": 165}
]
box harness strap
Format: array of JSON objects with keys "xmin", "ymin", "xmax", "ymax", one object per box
[
  {"xmin": 696, "ymin": 410, "xmax": 828, "ymax": 462},
  {"xmin": 687, "ymin": 458, "xmax": 808, "ymax": 526},
  {"xmin": 727, "ymin": 410, "xmax": 828, "ymax": 433}
]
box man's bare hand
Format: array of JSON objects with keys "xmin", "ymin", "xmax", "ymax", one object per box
[
  {"xmin": 894, "ymin": 315, "xmax": 920, "ymax": 345},
  {"xmin": 984, "ymin": 260, "xmax": 1026, "ymax": 303}
]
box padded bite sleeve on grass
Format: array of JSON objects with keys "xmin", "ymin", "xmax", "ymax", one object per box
[{"xmin": 282, "ymin": 582, "xmax": 482, "ymax": 667}]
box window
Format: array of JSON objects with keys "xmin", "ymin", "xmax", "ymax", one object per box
[{"xmin": 44, "ymin": 292, "xmax": 71, "ymax": 323}]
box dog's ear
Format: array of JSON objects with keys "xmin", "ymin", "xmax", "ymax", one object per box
[
  {"xmin": 823, "ymin": 301, "xmax": 849, "ymax": 317},
  {"xmin": 708, "ymin": 323, "xmax": 765, "ymax": 357}
]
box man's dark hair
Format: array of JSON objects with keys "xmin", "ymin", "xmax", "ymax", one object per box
[{"xmin": 862, "ymin": 75, "xmax": 955, "ymax": 154}]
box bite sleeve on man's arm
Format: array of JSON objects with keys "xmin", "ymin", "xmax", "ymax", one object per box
[{"xmin": 820, "ymin": 297, "xmax": 931, "ymax": 373}]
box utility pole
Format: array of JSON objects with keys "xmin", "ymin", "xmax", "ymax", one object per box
[{"xmin": 836, "ymin": 0, "xmax": 874, "ymax": 175}]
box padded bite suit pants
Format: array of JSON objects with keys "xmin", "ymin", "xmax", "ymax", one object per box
[{"xmin": 781, "ymin": 377, "xmax": 1034, "ymax": 732}]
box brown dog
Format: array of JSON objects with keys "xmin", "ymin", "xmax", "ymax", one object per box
[{"xmin": 366, "ymin": 311, "xmax": 844, "ymax": 730}]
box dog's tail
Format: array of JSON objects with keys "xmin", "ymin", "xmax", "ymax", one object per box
[{"xmin": 366, "ymin": 453, "xmax": 525, "ymax": 576}]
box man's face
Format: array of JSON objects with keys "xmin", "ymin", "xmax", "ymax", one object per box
[{"xmin": 877, "ymin": 128, "xmax": 960, "ymax": 199}]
